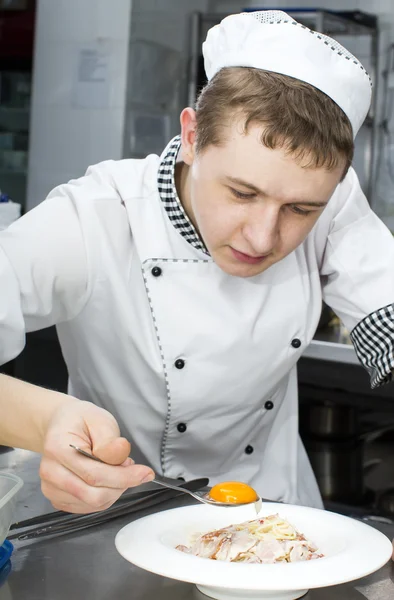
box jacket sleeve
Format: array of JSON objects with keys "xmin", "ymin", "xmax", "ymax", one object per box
[
  {"xmin": 0, "ymin": 161, "xmax": 119, "ymax": 365},
  {"xmin": 318, "ymin": 168, "xmax": 394, "ymax": 388}
]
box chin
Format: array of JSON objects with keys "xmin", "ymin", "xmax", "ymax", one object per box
[
  {"xmin": 214, "ymin": 255, "xmax": 273, "ymax": 278},
  {"xmin": 228, "ymin": 265, "xmax": 269, "ymax": 278}
]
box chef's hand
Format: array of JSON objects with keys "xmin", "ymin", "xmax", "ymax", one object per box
[{"xmin": 40, "ymin": 399, "xmax": 155, "ymax": 513}]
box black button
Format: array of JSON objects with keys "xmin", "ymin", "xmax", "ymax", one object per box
[
  {"xmin": 245, "ymin": 445, "xmax": 254, "ymax": 455},
  {"xmin": 175, "ymin": 358, "xmax": 185, "ymax": 369},
  {"xmin": 265, "ymin": 401, "xmax": 274, "ymax": 410},
  {"xmin": 177, "ymin": 423, "xmax": 187, "ymax": 433},
  {"xmin": 291, "ymin": 338, "xmax": 301, "ymax": 349},
  {"xmin": 151, "ymin": 266, "xmax": 162, "ymax": 277}
]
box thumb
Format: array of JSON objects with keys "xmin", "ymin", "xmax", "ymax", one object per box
[
  {"xmin": 93, "ymin": 436, "xmax": 132, "ymax": 466},
  {"xmin": 81, "ymin": 404, "xmax": 132, "ymax": 465}
]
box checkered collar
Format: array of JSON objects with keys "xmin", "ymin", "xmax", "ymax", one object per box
[{"xmin": 157, "ymin": 135, "xmax": 209, "ymax": 255}]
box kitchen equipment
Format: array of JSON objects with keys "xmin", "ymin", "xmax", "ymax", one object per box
[
  {"xmin": 300, "ymin": 403, "xmax": 359, "ymax": 439},
  {"xmin": 10, "ymin": 482, "xmax": 192, "ymax": 531},
  {"xmin": 8, "ymin": 477, "xmax": 209, "ymax": 542},
  {"xmin": 70, "ymin": 444, "xmax": 262, "ymax": 510},
  {"xmin": 300, "ymin": 403, "xmax": 394, "ymax": 504},
  {"xmin": 0, "ymin": 473, "xmax": 23, "ymax": 545},
  {"xmin": 0, "ymin": 200, "xmax": 21, "ymax": 230},
  {"xmin": 303, "ymin": 437, "xmax": 365, "ymax": 504},
  {"xmin": 0, "ymin": 540, "xmax": 13, "ymax": 570},
  {"xmin": 115, "ymin": 502, "xmax": 392, "ymax": 600},
  {"xmin": 317, "ymin": 302, "xmax": 334, "ymax": 330},
  {"xmin": 377, "ymin": 487, "xmax": 394, "ymax": 517},
  {"xmin": 300, "ymin": 403, "xmax": 363, "ymax": 503},
  {"xmin": 299, "ymin": 401, "xmax": 394, "ymax": 506}
]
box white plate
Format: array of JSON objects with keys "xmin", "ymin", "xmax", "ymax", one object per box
[{"xmin": 115, "ymin": 502, "xmax": 393, "ymax": 600}]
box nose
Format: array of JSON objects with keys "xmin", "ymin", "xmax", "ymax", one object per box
[{"xmin": 242, "ymin": 205, "xmax": 279, "ymax": 256}]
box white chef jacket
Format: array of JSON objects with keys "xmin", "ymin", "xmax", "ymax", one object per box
[{"xmin": 1, "ymin": 143, "xmax": 394, "ymax": 509}]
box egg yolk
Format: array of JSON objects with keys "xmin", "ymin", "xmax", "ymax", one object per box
[{"xmin": 208, "ymin": 481, "xmax": 258, "ymax": 504}]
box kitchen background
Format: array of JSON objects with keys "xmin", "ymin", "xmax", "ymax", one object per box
[{"xmin": 0, "ymin": 0, "xmax": 394, "ymax": 518}]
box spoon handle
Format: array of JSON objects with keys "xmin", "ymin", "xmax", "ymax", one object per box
[{"xmin": 151, "ymin": 478, "xmax": 201, "ymax": 500}]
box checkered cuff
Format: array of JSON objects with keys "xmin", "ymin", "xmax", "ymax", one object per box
[{"xmin": 350, "ymin": 304, "xmax": 394, "ymax": 388}]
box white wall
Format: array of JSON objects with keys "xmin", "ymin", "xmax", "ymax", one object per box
[{"xmin": 26, "ymin": 0, "xmax": 132, "ymax": 210}]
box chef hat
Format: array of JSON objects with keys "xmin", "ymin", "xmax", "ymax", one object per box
[{"xmin": 202, "ymin": 10, "xmax": 372, "ymax": 138}]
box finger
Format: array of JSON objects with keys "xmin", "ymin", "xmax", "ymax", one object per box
[
  {"xmin": 62, "ymin": 437, "xmax": 134, "ymax": 469},
  {"xmin": 78, "ymin": 406, "xmax": 131, "ymax": 466},
  {"xmin": 392, "ymin": 539, "xmax": 394, "ymax": 560},
  {"xmin": 58, "ymin": 402, "xmax": 130, "ymax": 466},
  {"xmin": 93, "ymin": 437, "xmax": 131, "ymax": 466},
  {"xmin": 41, "ymin": 480, "xmax": 118, "ymax": 514},
  {"xmin": 41, "ymin": 453, "xmax": 154, "ymax": 493},
  {"xmin": 40, "ymin": 459, "xmax": 126, "ymax": 511}
]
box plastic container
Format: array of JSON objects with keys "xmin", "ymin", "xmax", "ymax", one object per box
[
  {"xmin": 0, "ymin": 201, "xmax": 21, "ymax": 230},
  {"xmin": 0, "ymin": 540, "xmax": 13, "ymax": 571},
  {"xmin": 0, "ymin": 474, "xmax": 23, "ymax": 546}
]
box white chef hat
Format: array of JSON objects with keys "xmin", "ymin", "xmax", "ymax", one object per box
[{"xmin": 202, "ymin": 10, "xmax": 372, "ymax": 138}]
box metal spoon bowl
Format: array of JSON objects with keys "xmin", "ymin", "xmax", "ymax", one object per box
[{"xmin": 70, "ymin": 444, "xmax": 262, "ymax": 510}]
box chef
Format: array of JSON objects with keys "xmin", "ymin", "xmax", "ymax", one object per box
[{"xmin": 0, "ymin": 10, "xmax": 393, "ymax": 516}]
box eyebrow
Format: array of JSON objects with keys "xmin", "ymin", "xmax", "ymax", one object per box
[{"xmin": 224, "ymin": 176, "xmax": 328, "ymax": 208}]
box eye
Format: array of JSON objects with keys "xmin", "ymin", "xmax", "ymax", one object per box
[
  {"xmin": 290, "ymin": 205, "xmax": 313, "ymax": 216},
  {"xmin": 230, "ymin": 187, "xmax": 256, "ymax": 200}
]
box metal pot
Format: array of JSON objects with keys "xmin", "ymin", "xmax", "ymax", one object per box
[
  {"xmin": 300, "ymin": 402, "xmax": 394, "ymax": 504},
  {"xmin": 377, "ymin": 487, "xmax": 394, "ymax": 516},
  {"xmin": 303, "ymin": 437, "xmax": 365, "ymax": 504},
  {"xmin": 300, "ymin": 403, "xmax": 358, "ymax": 440},
  {"xmin": 317, "ymin": 303, "xmax": 335, "ymax": 330}
]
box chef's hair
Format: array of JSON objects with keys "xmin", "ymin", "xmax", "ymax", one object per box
[{"xmin": 195, "ymin": 67, "xmax": 354, "ymax": 178}]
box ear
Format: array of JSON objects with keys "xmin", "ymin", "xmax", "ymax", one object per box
[{"xmin": 180, "ymin": 108, "xmax": 197, "ymax": 166}]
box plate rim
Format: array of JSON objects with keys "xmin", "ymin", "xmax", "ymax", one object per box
[{"xmin": 115, "ymin": 503, "xmax": 393, "ymax": 592}]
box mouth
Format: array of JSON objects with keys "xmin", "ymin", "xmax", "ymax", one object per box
[{"xmin": 230, "ymin": 247, "xmax": 269, "ymax": 265}]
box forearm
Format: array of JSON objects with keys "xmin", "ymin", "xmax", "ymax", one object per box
[{"xmin": 0, "ymin": 374, "xmax": 78, "ymax": 453}]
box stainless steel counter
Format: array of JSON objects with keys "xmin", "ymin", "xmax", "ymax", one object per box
[{"xmin": 1, "ymin": 449, "xmax": 394, "ymax": 600}]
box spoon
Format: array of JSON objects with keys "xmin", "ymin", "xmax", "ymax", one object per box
[{"xmin": 70, "ymin": 444, "xmax": 262, "ymax": 510}]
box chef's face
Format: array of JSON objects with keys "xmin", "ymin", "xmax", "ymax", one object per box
[{"xmin": 178, "ymin": 108, "xmax": 345, "ymax": 278}]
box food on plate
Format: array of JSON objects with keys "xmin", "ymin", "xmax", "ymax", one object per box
[
  {"xmin": 208, "ymin": 481, "xmax": 259, "ymax": 504},
  {"xmin": 176, "ymin": 513, "xmax": 324, "ymax": 563}
]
